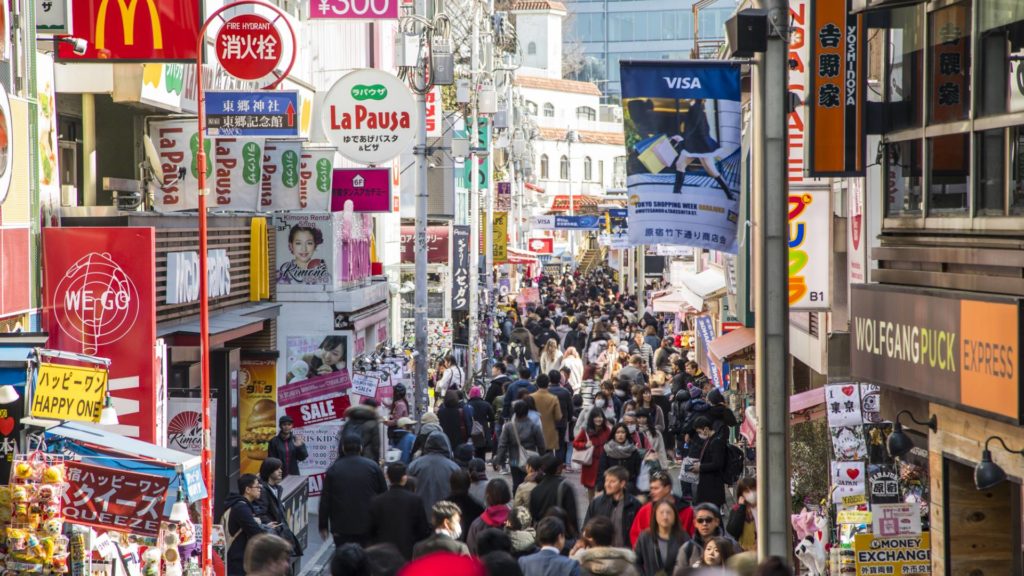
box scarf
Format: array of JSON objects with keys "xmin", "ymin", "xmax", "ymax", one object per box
[{"xmin": 603, "ymin": 439, "xmax": 637, "ymax": 460}]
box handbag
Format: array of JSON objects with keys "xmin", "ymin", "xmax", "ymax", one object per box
[
  {"xmin": 571, "ymin": 436, "xmax": 594, "ymax": 467},
  {"xmin": 511, "ymin": 421, "xmax": 539, "ymax": 470}
]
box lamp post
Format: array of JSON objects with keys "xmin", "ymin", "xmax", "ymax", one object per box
[{"xmin": 565, "ymin": 129, "xmax": 579, "ymax": 273}]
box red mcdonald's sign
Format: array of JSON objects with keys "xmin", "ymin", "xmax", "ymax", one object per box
[{"xmin": 59, "ymin": 0, "xmax": 202, "ymax": 61}]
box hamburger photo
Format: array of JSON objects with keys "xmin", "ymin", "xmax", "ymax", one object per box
[{"xmin": 243, "ymin": 399, "xmax": 278, "ymax": 460}]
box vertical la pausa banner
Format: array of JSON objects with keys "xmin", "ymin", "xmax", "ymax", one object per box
[{"xmin": 619, "ymin": 62, "xmax": 742, "ymax": 252}]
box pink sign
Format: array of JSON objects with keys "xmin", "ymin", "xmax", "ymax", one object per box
[
  {"xmin": 331, "ymin": 168, "xmax": 392, "ymax": 212},
  {"xmin": 309, "ymin": 0, "xmax": 399, "ymax": 19}
]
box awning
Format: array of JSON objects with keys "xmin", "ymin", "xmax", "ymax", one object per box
[
  {"xmin": 790, "ymin": 387, "xmax": 826, "ymax": 424},
  {"xmin": 525, "ymin": 182, "xmax": 545, "ymax": 193},
  {"xmin": 652, "ymin": 290, "xmax": 698, "ymax": 314},
  {"xmin": 851, "ymin": 0, "xmax": 925, "ymax": 14},
  {"xmin": 677, "ymin": 269, "xmax": 727, "ymax": 310},
  {"xmin": 709, "ymin": 327, "xmax": 754, "ymax": 361},
  {"xmin": 158, "ymin": 302, "xmax": 280, "ymax": 342},
  {"xmin": 548, "ymin": 195, "xmax": 607, "ymax": 212},
  {"xmin": 0, "ymin": 333, "xmax": 49, "ymax": 366},
  {"xmin": 507, "ymin": 248, "xmax": 539, "ymax": 264}
]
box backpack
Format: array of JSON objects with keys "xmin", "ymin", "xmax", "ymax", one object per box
[
  {"xmin": 510, "ymin": 342, "xmax": 529, "ymax": 367},
  {"xmin": 723, "ymin": 442, "xmax": 745, "ymax": 485}
]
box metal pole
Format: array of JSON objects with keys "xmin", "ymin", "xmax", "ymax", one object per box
[
  {"xmin": 637, "ymin": 245, "xmax": 645, "ymax": 305},
  {"xmin": 569, "ymin": 138, "xmax": 576, "ymax": 274},
  {"xmin": 414, "ymin": 87, "xmax": 429, "ymax": 419},
  {"xmin": 754, "ymin": 0, "xmax": 792, "ymax": 561},
  {"xmin": 468, "ymin": 8, "xmax": 480, "ymax": 374}
]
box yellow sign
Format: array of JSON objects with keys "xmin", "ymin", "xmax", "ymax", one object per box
[
  {"xmin": 493, "ymin": 211, "xmax": 508, "ymax": 263},
  {"xmin": 853, "ymin": 533, "xmax": 931, "ymax": 576},
  {"xmin": 838, "ymin": 510, "xmax": 872, "ymax": 524},
  {"xmin": 842, "ymin": 494, "xmax": 868, "ymax": 507},
  {"xmin": 31, "ymin": 362, "xmax": 109, "ymax": 423},
  {"xmin": 239, "ymin": 359, "xmax": 278, "ymax": 474},
  {"xmin": 96, "ymin": 0, "xmax": 164, "ymax": 50}
]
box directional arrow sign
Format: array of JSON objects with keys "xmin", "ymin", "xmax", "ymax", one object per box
[{"xmin": 205, "ymin": 91, "xmax": 300, "ymax": 137}]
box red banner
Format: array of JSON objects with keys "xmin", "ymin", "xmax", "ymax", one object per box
[
  {"xmin": 527, "ymin": 238, "xmax": 553, "ymax": 254},
  {"xmin": 43, "ymin": 228, "xmax": 157, "ymax": 443},
  {"xmin": 59, "ymin": 0, "xmax": 202, "ymax": 61},
  {"xmin": 284, "ymin": 395, "xmax": 350, "ymax": 428},
  {"xmin": 62, "ymin": 461, "xmax": 171, "ymax": 536},
  {"xmin": 400, "ymin": 225, "xmax": 449, "ymax": 264}
]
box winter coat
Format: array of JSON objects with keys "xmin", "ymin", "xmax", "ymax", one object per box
[
  {"xmin": 629, "ymin": 501, "xmax": 695, "ymax": 546},
  {"xmin": 341, "ymin": 404, "xmax": 382, "ymax": 463},
  {"xmin": 575, "ymin": 547, "xmax": 640, "ymax": 576},
  {"xmin": 318, "ymin": 452, "xmax": 387, "ymax": 539},
  {"xmin": 707, "ymin": 403, "xmax": 738, "ymax": 439},
  {"xmin": 673, "ymin": 529, "xmax": 741, "ymax": 569},
  {"xmin": 519, "ymin": 548, "xmax": 581, "ymax": 576},
  {"xmin": 550, "ymin": 384, "xmax": 574, "ymax": 433},
  {"xmin": 573, "ymin": 426, "xmax": 612, "ymax": 489},
  {"xmin": 510, "ymin": 328, "xmax": 539, "ymax": 361},
  {"xmin": 561, "ymin": 356, "xmax": 584, "ymax": 391},
  {"xmin": 369, "ymin": 486, "xmax": 431, "ymax": 559},
  {"xmin": 407, "ymin": 431, "xmax": 461, "ymax": 516},
  {"xmin": 224, "ymin": 495, "xmax": 262, "ymax": 576},
  {"xmin": 412, "ymin": 532, "xmax": 470, "ymax": 559},
  {"xmin": 467, "ymin": 504, "xmax": 511, "ymax": 555},
  {"xmin": 267, "ymin": 433, "xmax": 308, "ymax": 476},
  {"xmin": 468, "ymin": 397, "xmax": 496, "ymax": 445},
  {"xmin": 694, "ymin": 434, "xmax": 728, "ymax": 508},
  {"xmin": 503, "ymin": 379, "xmax": 538, "ymax": 420},
  {"xmin": 529, "ymin": 475, "xmax": 579, "ymax": 535},
  {"xmin": 495, "ymin": 417, "xmax": 547, "ymax": 469},
  {"xmin": 255, "ymin": 481, "xmax": 302, "ymax": 555},
  {"xmin": 438, "ymin": 397, "xmax": 475, "ymax": 449},
  {"xmin": 531, "ymin": 389, "xmax": 563, "ymax": 451},
  {"xmin": 597, "ymin": 441, "xmax": 643, "ymax": 494},
  {"xmin": 634, "ymin": 531, "xmax": 687, "ymax": 576},
  {"xmin": 584, "ymin": 493, "xmax": 641, "ymax": 548},
  {"xmin": 448, "ymin": 491, "xmax": 485, "ymax": 540}
]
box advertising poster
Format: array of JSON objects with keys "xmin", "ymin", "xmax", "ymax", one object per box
[
  {"xmin": 848, "ymin": 178, "xmax": 867, "ymax": 286},
  {"xmin": 400, "ymin": 225, "xmax": 450, "ymax": 264},
  {"xmin": 260, "ymin": 140, "xmax": 303, "ymax": 212},
  {"xmin": 619, "ymin": 62, "xmax": 742, "ymax": 252},
  {"xmin": 148, "ymin": 118, "xmax": 205, "ymax": 213},
  {"xmin": 852, "ymin": 533, "xmax": 930, "ymax": 576},
  {"xmin": 275, "ymin": 213, "xmax": 334, "ymax": 289},
  {"xmin": 694, "ymin": 315, "xmax": 722, "ymax": 389},
  {"xmin": 60, "ymin": 0, "xmax": 202, "ymax": 61},
  {"xmin": 300, "ymin": 147, "xmax": 335, "ymax": 211},
  {"xmin": 280, "ymin": 334, "xmax": 352, "ymax": 497},
  {"xmin": 210, "ymin": 138, "xmax": 264, "ymax": 212},
  {"xmin": 238, "ymin": 359, "xmax": 277, "ymax": 475},
  {"xmin": 789, "ymin": 189, "xmax": 831, "ymax": 309},
  {"xmin": 831, "ymin": 460, "xmax": 866, "ymax": 503},
  {"xmin": 43, "ymin": 228, "xmax": 157, "ymax": 442},
  {"xmin": 166, "ymin": 397, "xmax": 218, "ymax": 460},
  {"xmin": 451, "ymin": 225, "xmax": 470, "ymax": 311}
]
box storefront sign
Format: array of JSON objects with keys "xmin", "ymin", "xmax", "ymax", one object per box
[
  {"xmin": 789, "ymin": 189, "xmax": 830, "ymax": 309},
  {"xmin": 31, "ymin": 362, "xmax": 109, "ymax": 423},
  {"xmin": 166, "ymin": 397, "xmax": 217, "ymax": 459},
  {"xmin": 788, "ymin": 0, "xmax": 817, "ymax": 185},
  {"xmin": 451, "ymin": 225, "xmax": 470, "ymax": 311},
  {"xmin": 322, "ymin": 69, "xmax": 417, "ymax": 165},
  {"xmin": 59, "ymin": 0, "xmax": 202, "ymax": 61},
  {"xmin": 36, "ymin": 0, "xmax": 68, "ymax": 33},
  {"xmin": 215, "ymin": 14, "xmax": 282, "ymax": 81},
  {"xmin": 400, "ymin": 225, "xmax": 449, "ymax": 264},
  {"xmin": 528, "ymin": 238, "xmax": 553, "ymax": 254},
  {"xmin": 210, "ymin": 137, "xmax": 264, "ymax": 211},
  {"xmin": 831, "ymin": 460, "xmax": 866, "ymax": 503},
  {"xmin": 554, "ymin": 215, "xmax": 602, "ymax": 230},
  {"xmin": 331, "ymin": 168, "xmax": 391, "ymax": 212},
  {"xmin": 309, "ymin": 0, "xmax": 399, "ymax": 19},
  {"xmin": 165, "ymin": 249, "xmax": 232, "ymax": 304},
  {"xmin": 872, "ymin": 502, "xmax": 921, "ymax": 537},
  {"xmin": 300, "ymin": 147, "xmax": 334, "ymax": 211},
  {"xmin": 149, "ymin": 118, "xmax": 204, "ymax": 212},
  {"xmin": 836, "ymin": 510, "xmax": 872, "ymax": 525},
  {"xmin": 620, "ymin": 61, "xmax": 742, "ymax": 251},
  {"xmin": 44, "ymin": 228, "xmax": 157, "ymax": 442},
  {"xmin": 852, "ymin": 533, "xmax": 930, "ymax": 576},
  {"xmin": 848, "ymin": 178, "xmax": 867, "ymax": 285},
  {"xmin": 850, "ymin": 285, "xmax": 1022, "ymax": 422},
  {"xmin": 63, "ymin": 461, "xmax": 171, "ymax": 537},
  {"xmin": 809, "ymin": 0, "xmax": 865, "ymax": 175},
  {"xmin": 206, "ymin": 91, "xmax": 299, "ymax": 137},
  {"xmin": 239, "ymin": 359, "xmax": 276, "ymax": 474},
  {"xmin": 462, "ymin": 118, "xmax": 490, "ymax": 191},
  {"xmin": 260, "ymin": 140, "xmax": 303, "ymax": 211},
  {"xmin": 493, "ymin": 212, "xmax": 508, "ymax": 263},
  {"xmin": 350, "ymin": 372, "xmax": 381, "ymax": 398}
]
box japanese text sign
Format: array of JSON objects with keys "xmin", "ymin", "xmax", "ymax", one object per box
[
  {"xmin": 309, "ymin": 0, "xmax": 399, "ymax": 19},
  {"xmin": 37, "ymin": 0, "xmax": 69, "ymax": 34},
  {"xmin": 63, "ymin": 461, "xmax": 171, "ymax": 537},
  {"xmin": 322, "ymin": 69, "xmax": 417, "ymax": 165},
  {"xmin": 810, "ymin": 0, "xmax": 865, "ymax": 176},
  {"xmin": 493, "ymin": 212, "xmax": 508, "ymax": 263},
  {"xmin": 206, "ymin": 91, "xmax": 300, "ymax": 137},
  {"xmin": 215, "ymin": 14, "xmax": 282, "ymax": 81},
  {"xmin": 789, "ymin": 189, "xmax": 831, "ymax": 309},
  {"xmin": 452, "ymin": 225, "xmax": 470, "ymax": 311},
  {"xmin": 331, "ymin": 168, "xmax": 391, "ymax": 212},
  {"xmin": 32, "ymin": 362, "xmax": 109, "ymax": 423},
  {"xmin": 350, "ymin": 372, "xmax": 381, "ymax": 398},
  {"xmin": 694, "ymin": 315, "xmax": 723, "ymax": 389},
  {"xmin": 853, "ymin": 533, "xmax": 931, "ymax": 576},
  {"xmin": 872, "ymin": 502, "xmax": 922, "ymax": 537},
  {"xmin": 59, "ymin": 0, "xmax": 201, "ymax": 61},
  {"xmin": 400, "ymin": 225, "xmax": 449, "ymax": 264}
]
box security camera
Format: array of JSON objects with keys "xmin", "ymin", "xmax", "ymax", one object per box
[{"xmin": 69, "ymin": 38, "xmax": 87, "ymax": 55}]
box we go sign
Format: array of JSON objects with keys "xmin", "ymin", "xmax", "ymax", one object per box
[{"xmin": 309, "ymin": 0, "xmax": 399, "ymax": 19}]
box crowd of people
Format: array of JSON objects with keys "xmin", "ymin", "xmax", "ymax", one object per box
[{"xmin": 225, "ymin": 269, "xmax": 784, "ymax": 576}]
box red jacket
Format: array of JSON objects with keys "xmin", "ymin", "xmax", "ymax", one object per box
[{"xmin": 629, "ymin": 500, "xmax": 695, "ymax": 546}]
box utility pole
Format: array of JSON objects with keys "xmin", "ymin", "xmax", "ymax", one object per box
[
  {"xmin": 483, "ymin": 6, "xmax": 496, "ymax": 375},
  {"xmin": 413, "ymin": 5, "xmax": 431, "ymax": 419},
  {"xmin": 468, "ymin": 7, "xmax": 481, "ymax": 376},
  {"xmin": 753, "ymin": 0, "xmax": 793, "ymax": 561}
]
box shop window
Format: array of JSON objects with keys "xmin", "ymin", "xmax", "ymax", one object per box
[
  {"xmin": 543, "ymin": 103, "xmax": 555, "ymax": 117},
  {"xmin": 540, "ymin": 154, "xmax": 549, "ymax": 179},
  {"xmin": 977, "ymin": 129, "xmax": 1005, "ymax": 215},
  {"xmin": 944, "ymin": 457, "xmax": 1022, "ymax": 574},
  {"xmin": 928, "ymin": 133, "xmax": 969, "ymax": 214},
  {"xmin": 583, "ymin": 156, "xmax": 592, "ymax": 181},
  {"xmin": 929, "ymin": 2, "xmax": 971, "ymax": 124},
  {"xmin": 979, "ymin": 2, "xmax": 1024, "ymax": 115},
  {"xmin": 1011, "ymin": 127, "xmax": 1024, "ymax": 214},
  {"xmin": 885, "ymin": 140, "xmax": 923, "ymax": 216},
  {"xmin": 526, "ymin": 101, "xmax": 538, "ymax": 116},
  {"xmin": 884, "ymin": 5, "xmax": 924, "ymax": 130}
]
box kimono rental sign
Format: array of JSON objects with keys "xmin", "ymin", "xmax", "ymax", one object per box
[{"xmin": 619, "ymin": 62, "xmax": 742, "ymax": 252}]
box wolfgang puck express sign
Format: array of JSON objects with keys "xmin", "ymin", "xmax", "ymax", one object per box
[{"xmin": 851, "ymin": 284, "xmax": 1021, "ymax": 421}]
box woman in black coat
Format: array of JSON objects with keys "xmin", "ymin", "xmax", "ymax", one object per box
[
  {"xmin": 437, "ymin": 389, "xmax": 475, "ymax": 450},
  {"xmin": 596, "ymin": 423, "xmax": 643, "ymax": 494},
  {"xmin": 691, "ymin": 416, "xmax": 728, "ymax": 508},
  {"xmin": 467, "ymin": 387, "xmax": 495, "ymax": 459}
]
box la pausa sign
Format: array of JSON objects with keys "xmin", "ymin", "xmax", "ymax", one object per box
[{"xmin": 322, "ymin": 69, "xmax": 418, "ymax": 165}]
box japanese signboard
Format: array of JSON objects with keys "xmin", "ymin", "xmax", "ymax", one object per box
[
  {"xmin": 554, "ymin": 215, "xmax": 602, "ymax": 230},
  {"xmin": 148, "ymin": 118, "xmax": 205, "ymax": 212},
  {"xmin": 789, "ymin": 189, "xmax": 831, "ymax": 310},
  {"xmin": 400, "ymin": 225, "xmax": 449, "ymax": 264},
  {"xmin": 493, "ymin": 212, "xmax": 508, "ymax": 263},
  {"xmin": 63, "ymin": 461, "xmax": 171, "ymax": 537},
  {"xmin": 496, "ymin": 182, "xmax": 512, "ymax": 211},
  {"xmin": 331, "ymin": 168, "xmax": 391, "ymax": 212},
  {"xmin": 300, "ymin": 147, "xmax": 335, "ymax": 211},
  {"xmin": 206, "ymin": 91, "xmax": 300, "ymax": 137},
  {"xmin": 31, "ymin": 362, "xmax": 109, "ymax": 423},
  {"xmin": 309, "ymin": 0, "xmax": 400, "ymax": 19},
  {"xmin": 43, "ymin": 228, "xmax": 157, "ymax": 442},
  {"xmin": 850, "ymin": 285, "xmax": 1022, "ymax": 422},
  {"xmin": 239, "ymin": 359, "xmax": 276, "ymax": 474},
  {"xmin": 426, "ymin": 86, "xmax": 442, "ymax": 138},
  {"xmin": 260, "ymin": 140, "xmax": 303, "ymax": 211},
  {"xmin": 930, "ymin": 4, "xmax": 968, "ymax": 175},
  {"xmin": 451, "ymin": 225, "xmax": 470, "ymax": 311},
  {"xmin": 59, "ymin": 0, "xmax": 202, "ymax": 61},
  {"xmin": 872, "ymin": 502, "xmax": 922, "ymax": 537},
  {"xmin": 852, "ymin": 533, "xmax": 931, "ymax": 576},
  {"xmin": 461, "ymin": 118, "xmax": 491, "ymax": 191},
  {"xmin": 322, "ymin": 69, "xmax": 417, "ymax": 165},
  {"xmin": 527, "ymin": 238, "xmax": 553, "ymax": 254},
  {"xmin": 809, "ymin": 0, "xmax": 865, "ymax": 175},
  {"xmin": 37, "ymin": 0, "xmax": 68, "ymax": 34},
  {"xmin": 210, "ymin": 138, "xmax": 264, "ymax": 212},
  {"xmin": 215, "ymin": 14, "xmax": 282, "ymax": 82},
  {"xmin": 275, "ymin": 213, "xmax": 335, "ymax": 288},
  {"xmin": 831, "ymin": 460, "xmax": 866, "ymax": 503}
]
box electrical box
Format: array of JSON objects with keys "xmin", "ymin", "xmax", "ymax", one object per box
[
  {"xmin": 493, "ymin": 109, "xmax": 509, "ymax": 130},
  {"xmin": 431, "ymin": 40, "xmax": 455, "ymax": 86},
  {"xmin": 478, "ymin": 81, "xmax": 497, "ymax": 114},
  {"xmin": 456, "ymin": 79, "xmax": 471, "ymax": 104},
  {"xmin": 396, "ymin": 32, "xmax": 420, "ymax": 67}
]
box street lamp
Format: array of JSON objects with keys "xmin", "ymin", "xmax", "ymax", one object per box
[{"xmin": 565, "ymin": 129, "xmax": 580, "ymax": 273}]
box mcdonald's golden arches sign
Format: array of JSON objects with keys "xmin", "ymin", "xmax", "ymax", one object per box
[{"xmin": 59, "ymin": 0, "xmax": 202, "ymax": 61}]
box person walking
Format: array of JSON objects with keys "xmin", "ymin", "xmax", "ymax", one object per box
[
  {"xmin": 255, "ymin": 458, "xmax": 301, "ymax": 556},
  {"xmin": 341, "ymin": 402, "xmax": 383, "ymax": 464},
  {"xmin": 412, "ymin": 501, "xmax": 471, "ymax": 558},
  {"xmin": 407, "ymin": 430, "xmax": 461, "ymax": 516},
  {"xmin": 467, "ymin": 479, "xmax": 514, "ymax": 555},
  {"xmin": 629, "ymin": 471, "xmax": 695, "ymax": 546},
  {"xmin": 446, "ymin": 469, "xmax": 485, "ymax": 541},
  {"xmin": 572, "ymin": 517, "xmax": 640, "ymax": 576},
  {"xmin": 519, "ymin": 518, "xmax": 581, "ymax": 576},
  {"xmin": 573, "ymin": 408, "xmax": 612, "ymax": 499},
  {"xmin": 529, "ymin": 454, "xmax": 579, "ymax": 537},
  {"xmin": 368, "ymin": 462, "xmax": 431, "ymax": 560},
  {"xmin": 435, "ymin": 354, "xmax": 466, "ymax": 402},
  {"xmin": 539, "ymin": 338, "xmax": 564, "ymax": 377},
  {"xmin": 690, "ymin": 416, "xmax": 728, "ymax": 509},
  {"xmin": 468, "ymin": 386, "xmax": 496, "ymax": 459},
  {"xmin": 633, "ymin": 499, "xmax": 689, "ymax": 576},
  {"xmin": 503, "ymin": 366, "xmax": 537, "ymax": 421},
  {"xmin": 560, "ymin": 347, "xmax": 584, "ymax": 392},
  {"xmin": 548, "ymin": 371, "xmax": 574, "ymax": 465},
  {"xmin": 493, "ymin": 400, "xmax": 547, "ymax": 491},
  {"xmin": 224, "ymin": 474, "xmax": 266, "ymax": 576},
  {"xmin": 597, "ymin": 424, "xmax": 643, "ymax": 495},
  {"xmin": 726, "ymin": 478, "xmax": 758, "ymax": 552},
  {"xmin": 319, "ymin": 435, "xmax": 387, "ymax": 547},
  {"xmin": 266, "ymin": 416, "xmax": 307, "ymax": 477},
  {"xmin": 674, "ymin": 504, "xmax": 740, "ymax": 568},
  {"xmin": 242, "ymin": 534, "xmax": 293, "ymax": 576},
  {"xmin": 530, "ymin": 373, "xmax": 563, "ymax": 455},
  {"xmin": 584, "ymin": 466, "xmax": 642, "ymax": 549}
]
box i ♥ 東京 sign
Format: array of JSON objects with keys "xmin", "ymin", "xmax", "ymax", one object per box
[{"xmin": 321, "ymin": 69, "xmax": 417, "ymax": 165}]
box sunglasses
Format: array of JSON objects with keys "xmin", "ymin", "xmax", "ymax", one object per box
[{"xmin": 695, "ymin": 517, "xmax": 717, "ymax": 524}]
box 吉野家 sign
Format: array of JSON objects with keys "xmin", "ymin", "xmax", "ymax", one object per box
[
  {"xmin": 215, "ymin": 13, "xmax": 282, "ymax": 81},
  {"xmin": 31, "ymin": 362, "xmax": 109, "ymax": 423},
  {"xmin": 59, "ymin": 0, "xmax": 202, "ymax": 60},
  {"xmin": 331, "ymin": 168, "xmax": 391, "ymax": 212},
  {"xmin": 322, "ymin": 69, "xmax": 418, "ymax": 165},
  {"xmin": 309, "ymin": 0, "xmax": 399, "ymax": 19},
  {"xmin": 165, "ymin": 249, "xmax": 232, "ymax": 305},
  {"xmin": 205, "ymin": 91, "xmax": 300, "ymax": 137}
]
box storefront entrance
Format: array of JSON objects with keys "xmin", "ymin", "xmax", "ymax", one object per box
[{"xmin": 943, "ymin": 457, "xmax": 1022, "ymax": 575}]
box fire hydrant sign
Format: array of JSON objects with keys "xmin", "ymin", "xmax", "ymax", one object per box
[
  {"xmin": 321, "ymin": 69, "xmax": 417, "ymax": 165},
  {"xmin": 31, "ymin": 362, "xmax": 108, "ymax": 423},
  {"xmin": 216, "ymin": 13, "xmax": 282, "ymax": 81},
  {"xmin": 205, "ymin": 91, "xmax": 300, "ymax": 137}
]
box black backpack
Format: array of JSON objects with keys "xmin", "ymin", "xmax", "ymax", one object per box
[
  {"xmin": 510, "ymin": 342, "xmax": 529, "ymax": 367},
  {"xmin": 723, "ymin": 443, "xmax": 745, "ymax": 485}
]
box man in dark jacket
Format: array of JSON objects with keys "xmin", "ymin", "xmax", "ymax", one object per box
[
  {"xmin": 412, "ymin": 501, "xmax": 471, "ymax": 558},
  {"xmin": 690, "ymin": 417, "xmax": 728, "ymax": 508},
  {"xmin": 486, "ymin": 362, "xmax": 512, "ymax": 406},
  {"xmin": 319, "ymin": 434, "xmax": 387, "ymax": 546},
  {"xmin": 529, "ymin": 454, "xmax": 579, "ymax": 535},
  {"xmin": 341, "ymin": 403, "xmax": 382, "ymax": 463},
  {"xmin": 224, "ymin": 474, "xmax": 265, "ymax": 576},
  {"xmin": 407, "ymin": 431, "xmax": 461, "ymax": 516},
  {"xmin": 584, "ymin": 466, "xmax": 641, "ymax": 548},
  {"xmin": 369, "ymin": 463, "xmax": 431, "ymax": 559},
  {"xmin": 562, "ymin": 321, "xmax": 588, "ymax": 356},
  {"xmin": 267, "ymin": 416, "xmax": 307, "ymax": 477},
  {"xmin": 502, "ymin": 366, "xmax": 537, "ymax": 420},
  {"xmin": 547, "ymin": 371, "xmax": 574, "ymax": 463},
  {"xmin": 533, "ymin": 320, "xmax": 559, "ymax": 351}
]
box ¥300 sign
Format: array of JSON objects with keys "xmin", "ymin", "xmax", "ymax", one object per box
[{"xmin": 321, "ymin": 69, "xmax": 417, "ymax": 165}]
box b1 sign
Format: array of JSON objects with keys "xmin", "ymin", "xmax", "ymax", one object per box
[
  {"xmin": 331, "ymin": 168, "xmax": 391, "ymax": 212},
  {"xmin": 310, "ymin": 0, "xmax": 399, "ymax": 19},
  {"xmin": 322, "ymin": 69, "xmax": 417, "ymax": 165}
]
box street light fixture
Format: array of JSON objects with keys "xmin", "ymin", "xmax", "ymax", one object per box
[
  {"xmin": 886, "ymin": 409, "xmax": 937, "ymax": 458},
  {"xmin": 974, "ymin": 436, "xmax": 1024, "ymax": 490}
]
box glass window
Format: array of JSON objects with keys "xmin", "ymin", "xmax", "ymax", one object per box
[
  {"xmin": 576, "ymin": 106, "xmax": 596, "ymax": 121},
  {"xmin": 613, "ymin": 156, "xmax": 626, "ymax": 188},
  {"xmin": 979, "ymin": 1, "xmax": 1024, "ymax": 115},
  {"xmin": 977, "ymin": 129, "xmax": 1005, "ymax": 215},
  {"xmin": 929, "ymin": 2, "xmax": 971, "ymax": 123},
  {"xmin": 1009, "ymin": 127, "xmax": 1024, "ymax": 213},
  {"xmin": 598, "ymin": 160, "xmax": 605, "ymax": 185},
  {"xmin": 886, "ymin": 6, "xmax": 924, "ymax": 130},
  {"xmin": 528, "ymin": 42, "xmax": 536, "ymax": 55},
  {"xmin": 543, "ymin": 103, "xmax": 555, "ymax": 117},
  {"xmin": 584, "ymin": 157, "xmax": 593, "ymax": 181},
  {"xmin": 560, "ymin": 156, "xmax": 569, "ymax": 180},
  {"xmin": 573, "ymin": 13, "xmax": 605, "ymax": 42},
  {"xmin": 526, "ymin": 101, "xmax": 537, "ymax": 115},
  {"xmin": 540, "ymin": 154, "xmax": 549, "ymax": 179},
  {"xmin": 886, "ymin": 140, "xmax": 923, "ymax": 216},
  {"xmin": 928, "ymin": 133, "xmax": 969, "ymax": 214}
]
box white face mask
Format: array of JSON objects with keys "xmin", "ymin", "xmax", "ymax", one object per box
[
  {"xmin": 698, "ymin": 430, "xmax": 711, "ymax": 440},
  {"xmin": 627, "ymin": 425, "xmax": 637, "ymax": 433},
  {"xmin": 744, "ymin": 492, "xmax": 757, "ymax": 505},
  {"xmin": 451, "ymin": 522, "xmax": 463, "ymax": 540},
  {"xmin": 595, "ymin": 399, "xmax": 606, "ymax": 408}
]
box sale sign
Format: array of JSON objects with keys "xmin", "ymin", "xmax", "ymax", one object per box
[
  {"xmin": 58, "ymin": 0, "xmax": 202, "ymax": 61},
  {"xmin": 284, "ymin": 395, "xmax": 349, "ymax": 427},
  {"xmin": 309, "ymin": 0, "xmax": 399, "ymax": 19},
  {"xmin": 62, "ymin": 461, "xmax": 171, "ymax": 537},
  {"xmin": 43, "ymin": 228, "xmax": 157, "ymax": 442}
]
